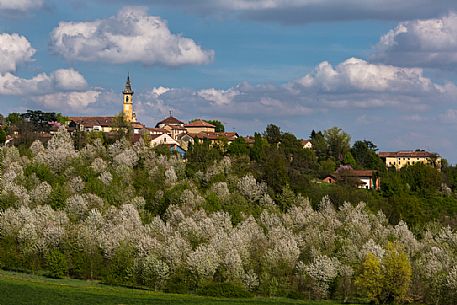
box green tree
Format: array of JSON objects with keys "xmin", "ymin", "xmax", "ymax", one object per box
[
  {"xmin": 310, "ymin": 130, "xmax": 328, "ymax": 161},
  {"xmin": 400, "ymin": 163, "xmax": 441, "ymax": 195},
  {"xmin": 0, "ymin": 129, "xmax": 6, "ymax": 144},
  {"xmin": 226, "ymin": 137, "xmax": 249, "ymax": 156},
  {"xmin": 206, "ymin": 120, "xmax": 225, "ymax": 132},
  {"xmin": 264, "ymin": 124, "xmax": 281, "ymax": 145},
  {"xmin": 351, "ymin": 140, "xmax": 385, "ymax": 170},
  {"xmin": 6, "ymin": 112, "xmax": 21, "ymax": 125},
  {"xmin": 355, "ymin": 252, "xmax": 384, "ymax": 304},
  {"xmin": 381, "ymin": 242, "xmax": 412, "ymax": 304},
  {"xmin": 111, "ymin": 112, "xmax": 133, "ymax": 141},
  {"xmin": 324, "ymin": 127, "xmax": 351, "ymax": 162}
]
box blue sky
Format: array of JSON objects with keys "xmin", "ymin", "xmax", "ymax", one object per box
[{"xmin": 2, "ymin": 0, "xmax": 457, "ymax": 163}]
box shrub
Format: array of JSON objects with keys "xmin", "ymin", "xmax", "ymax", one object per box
[
  {"xmin": 196, "ymin": 282, "xmax": 252, "ymax": 298},
  {"xmin": 45, "ymin": 249, "xmax": 68, "ymax": 279}
]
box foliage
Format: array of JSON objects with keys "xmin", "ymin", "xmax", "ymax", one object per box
[
  {"xmin": 0, "ymin": 121, "xmax": 457, "ymax": 304},
  {"xmin": 45, "ymin": 249, "xmax": 68, "ymax": 279},
  {"xmin": 206, "ymin": 120, "xmax": 225, "ymax": 132}
]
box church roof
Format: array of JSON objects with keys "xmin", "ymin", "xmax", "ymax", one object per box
[
  {"xmin": 123, "ymin": 75, "xmax": 134, "ymax": 95},
  {"xmin": 155, "ymin": 116, "xmax": 184, "ymax": 127}
]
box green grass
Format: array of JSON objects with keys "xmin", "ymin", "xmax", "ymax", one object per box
[{"xmin": 0, "ymin": 270, "xmax": 344, "ymax": 305}]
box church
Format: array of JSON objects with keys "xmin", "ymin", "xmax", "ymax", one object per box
[{"xmin": 68, "ymin": 75, "xmax": 238, "ymax": 151}]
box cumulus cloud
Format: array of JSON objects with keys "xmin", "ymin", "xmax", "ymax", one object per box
[
  {"xmin": 295, "ymin": 58, "xmax": 445, "ymax": 94},
  {"xmin": 372, "ymin": 12, "xmax": 457, "ymax": 67},
  {"xmin": 34, "ymin": 91, "xmax": 100, "ymax": 110},
  {"xmin": 133, "ymin": 0, "xmax": 457, "ymax": 24},
  {"xmin": 0, "ymin": 0, "xmax": 43, "ymax": 11},
  {"xmin": 0, "ymin": 68, "xmax": 100, "ymax": 111},
  {"xmin": 134, "ymin": 58, "xmax": 457, "ymax": 129},
  {"xmin": 0, "ymin": 33, "xmax": 35, "ymax": 73},
  {"xmin": 197, "ymin": 88, "xmax": 240, "ymax": 106},
  {"xmin": 50, "ymin": 6, "xmax": 214, "ymax": 66}
]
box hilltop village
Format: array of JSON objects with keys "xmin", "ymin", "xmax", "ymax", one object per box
[
  {"xmin": 0, "ymin": 76, "xmax": 442, "ymax": 190},
  {"xmin": 1, "ymin": 77, "xmax": 457, "ymax": 305}
]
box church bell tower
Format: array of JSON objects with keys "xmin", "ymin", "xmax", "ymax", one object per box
[{"xmin": 122, "ymin": 75, "xmax": 136, "ymax": 122}]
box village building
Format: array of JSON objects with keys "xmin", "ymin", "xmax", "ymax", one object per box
[
  {"xmin": 378, "ymin": 150, "xmax": 441, "ymax": 170},
  {"xmin": 184, "ymin": 120, "xmax": 216, "ymax": 134},
  {"xmin": 301, "ymin": 139, "xmax": 313, "ymax": 149},
  {"xmin": 322, "ymin": 165, "xmax": 380, "ymax": 190},
  {"xmin": 155, "ymin": 116, "xmax": 186, "ymax": 140}
]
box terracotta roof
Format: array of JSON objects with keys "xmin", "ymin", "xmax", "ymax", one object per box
[
  {"xmin": 343, "ymin": 170, "xmax": 376, "ymax": 177},
  {"xmin": 192, "ymin": 131, "xmax": 238, "ymax": 141},
  {"xmin": 155, "ymin": 116, "xmax": 184, "ymax": 127},
  {"xmin": 378, "ymin": 150, "xmax": 438, "ymax": 158},
  {"xmin": 301, "ymin": 139, "xmax": 312, "ymax": 145},
  {"xmin": 185, "ymin": 120, "xmax": 216, "ymax": 128},
  {"xmin": 69, "ymin": 116, "xmax": 114, "ymax": 127},
  {"xmin": 131, "ymin": 122, "xmax": 145, "ymax": 129},
  {"xmin": 147, "ymin": 127, "xmax": 168, "ymax": 134}
]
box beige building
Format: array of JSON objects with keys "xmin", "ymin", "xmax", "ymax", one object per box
[
  {"xmin": 378, "ymin": 150, "xmax": 441, "ymax": 170},
  {"xmin": 185, "ymin": 120, "xmax": 216, "ymax": 134}
]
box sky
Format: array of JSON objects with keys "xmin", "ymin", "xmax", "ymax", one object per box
[{"xmin": 2, "ymin": 1, "xmax": 457, "ymax": 163}]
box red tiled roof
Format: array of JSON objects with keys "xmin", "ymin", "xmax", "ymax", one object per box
[
  {"xmin": 69, "ymin": 116, "xmax": 115, "ymax": 127},
  {"xmin": 185, "ymin": 120, "xmax": 216, "ymax": 128},
  {"xmin": 191, "ymin": 131, "xmax": 238, "ymax": 141},
  {"xmin": 378, "ymin": 150, "xmax": 438, "ymax": 158},
  {"xmin": 156, "ymin": 116, "xmax": 184, "ymax": 127},
  {"xmin": 147, "ymin": 127, "xmax": 168, "ymax": 134},
  {"xmin": 301, "ymin": 139, "xmax": 311, "ymax": 145},
  {"xmin": 131, "ymin": 122, "xmax": 145, "ymax": 129}
]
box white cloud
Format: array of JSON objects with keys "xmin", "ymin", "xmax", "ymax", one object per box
[
  {"xmin": 372, "ymin": 12, "xmax": 457, "ymax": 67},
  {"xmin": 0, "ymin": 68, "xmax": 99, "ymax": 111},
  {"xmin": 151, "ymin": 86, "xmax": 170, "ymax": 97},
  {"xmin": 0, "ymin": 69, "xmax": 88, "ymax": 95},
  {"xmin": 0, "ymin": 33, "xmax": 35, "ymax": 73},
  {"xmin": 197, "ymin": 88, "xmax": 240, "ymax": 106},
  {"xmin": 133, "ymin": 58, "xmax": 457, "ymax": 131},
  {"xmin": 52, "ymin": 69, "xmax": 88, "ymax": 90},
  {"xmin": 137, "ymin": 0, "xmax": 457, "ymax": 24},
  {"xmin": 295, "ymin": 58, "xmax": 447, "ymax": 95},
  {"xmin": 34, "ymin": 91, "xmax": 100, "ymax": 110},
  {"xmin": 50, "ymin": 6, "xmax": 214, "ymax": 66},
  {"xmin": 0, "ymin": 0, "xmax": 43, "ymax": 11}
]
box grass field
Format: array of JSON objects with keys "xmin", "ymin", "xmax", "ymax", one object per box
[{"xmin": 0, "ymin": 270, "xmax": 346, "ymax": 305}]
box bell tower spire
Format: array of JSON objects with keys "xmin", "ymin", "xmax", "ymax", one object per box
[{"xmin": 122, "ymin": 74, "xmax": 135, "ymax": 122}]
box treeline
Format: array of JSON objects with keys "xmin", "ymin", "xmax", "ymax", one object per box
[
  {"xmin": 0, "ymin": 124, "xmax": 457, "ymax": 303},
  {"xmin": 187, "ymin": 124, "xmax": 457, "ymax": 230}
]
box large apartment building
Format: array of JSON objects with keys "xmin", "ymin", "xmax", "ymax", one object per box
[{"xmin": 378, "ymin": 150, "xmax": 441, "ymax": 170}]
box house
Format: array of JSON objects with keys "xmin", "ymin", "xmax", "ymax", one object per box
[
  {"xmin": 68, "ymin": 116, "xmax": 115, "ymax": 133},
  {"xmin": 184, "ymin": 120, "xmax": 216, "ymax": 134},
  {"xmin": 322, "ymin": 175, "xmax": 337, "ymax": 184},
  {"xmin": 155, "ymin": 116, "xmax": 186, "ymax": 140},
  {"xmin": 378, "ymin": 150, "xmax": 441, "ymax": 170},
  {"xmin": 177, "ymin": 133, "xmax": 194, "ymax": 151},
  {"xmin": 133, "ymin": 133, "xmax": 178, "ymax": 147},
  {"xmin": 322, "ymin": 166, "xmax": 380, "ymax": 190},
  {"xmin": 147, "ymin": 127, "xmax": 168, "ymax": 135},
  {"xmin": 301, "ymin": 139, "xmax": 313, "ymax": 149},
  {"xmin": 191, "ymin": 131, "xmax": 239, "ymax": 146}
]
